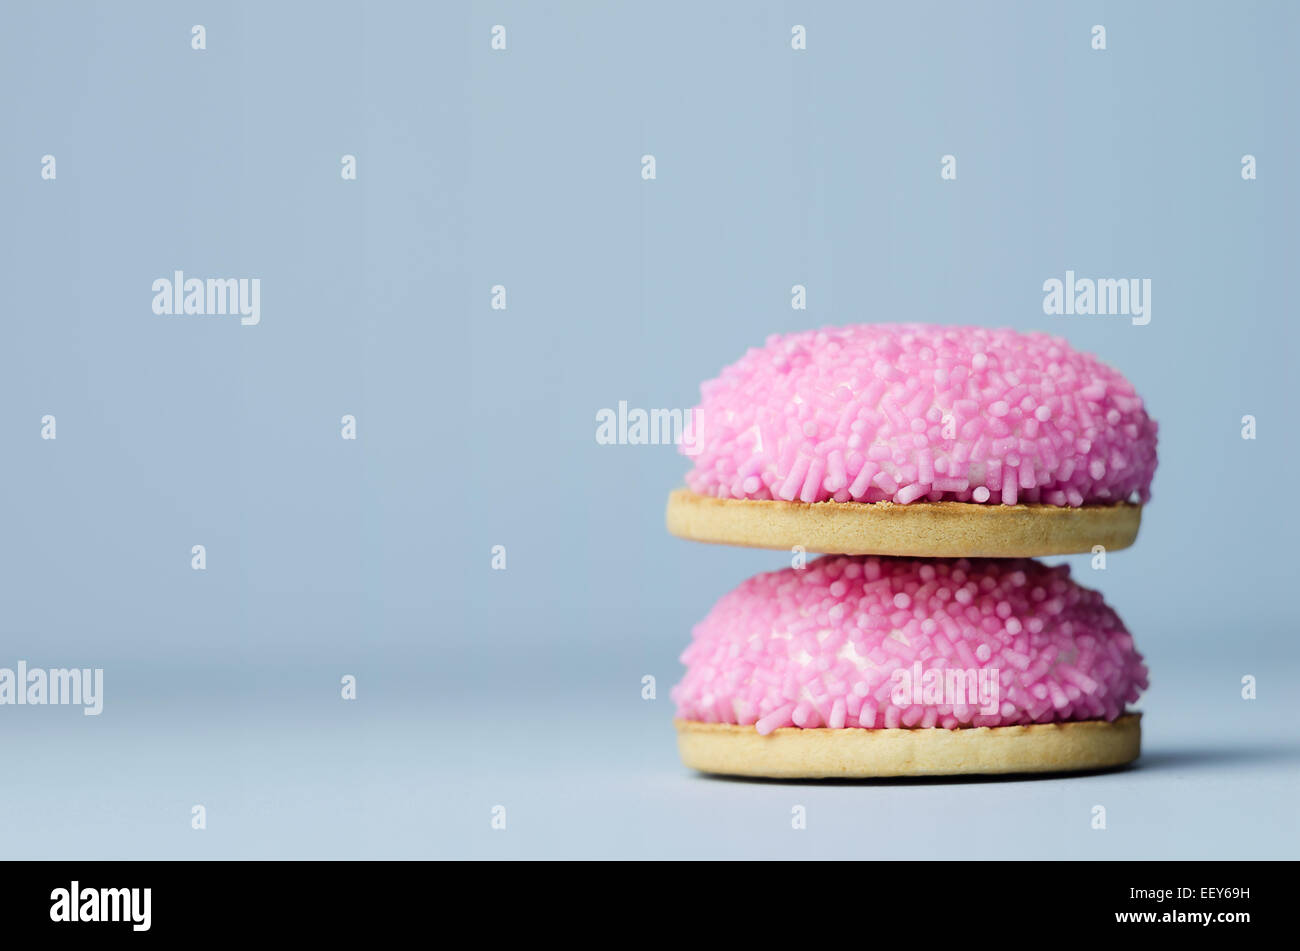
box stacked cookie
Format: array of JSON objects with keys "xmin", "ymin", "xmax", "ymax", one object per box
[{"xmin": 666, "ymin": 324, "xmax": 1155, "ymax": 777}]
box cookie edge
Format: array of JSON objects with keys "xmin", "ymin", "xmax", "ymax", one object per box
[
  {"xmin": 675, "ymin": 714, "xmax": 1142, "ymax": 778},
  {"xmin": 666, "ymin": 488, "xmax": 1141, "ymax": 557}
]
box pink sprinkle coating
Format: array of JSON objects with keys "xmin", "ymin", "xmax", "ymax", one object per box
[
  {"xmin": 671, "ymin": 556, "xmax": 1148, "ymax": 732},
  {"xmin": 683, "ymin": 324, "xmax": 1157, "ymax": 506}
]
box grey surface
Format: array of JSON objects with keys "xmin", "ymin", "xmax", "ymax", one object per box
[
  {"xmin": 1, "ymin": 650, "xmax": 1295, "ymax": 860},
  {"xmin": 1, "ymin": 1, "xmax": 1297, "ymax": 859}
]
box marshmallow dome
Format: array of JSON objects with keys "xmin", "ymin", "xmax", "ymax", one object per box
[
  {"xmin": 672, "ymin": 555, "xmax": 1148, "ymax": 733},
  {"xmin": 683, "ymin": 324, "xmax": 1158, "ymax": 507}
]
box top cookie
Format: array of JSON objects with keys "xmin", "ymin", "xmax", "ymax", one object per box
[{"xmin": 670, "ymin": 324, "xmax": 1157, "ymax": 557}]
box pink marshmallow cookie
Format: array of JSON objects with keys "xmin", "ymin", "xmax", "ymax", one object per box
[
  {"xmin": 672, "ymin": 556, "xmax": 1148, "ymax": 733},
  {"xmin": 683, "ymin": 324, "xmax": 1157, "ymax": 507}
]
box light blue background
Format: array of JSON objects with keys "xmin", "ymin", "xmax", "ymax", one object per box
[{"xmin": 1, "ymin": 1, "xmax": 1296, "ymax": 858}]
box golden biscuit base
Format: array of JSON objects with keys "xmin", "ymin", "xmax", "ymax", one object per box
[
  {"xmin": 675, "ymin": 714, "xmax": 1141, "ymax": 778},
  {"xmin": 666, "ymin": 488, "xmax": 1140, "ymax": 558}
]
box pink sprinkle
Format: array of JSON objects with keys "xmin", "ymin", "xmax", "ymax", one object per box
[
  {"xmin": 916, "ymin": 448, "xmax": 935, "ymax": 484},
  {"xmin": 800, "ymin": 457, "xmax": 826, "ymax": 504},
  {"xmin": 1002, "ymin": 477, "xmax": 1018, "ymax": 505},
  {"xmin": 683, "ymin": 325, "xmax": 1157, "ymax": 506},
  {"xmin": 896, "ymin": 482, "xmax": 928, "ymax": 504},
  {"xmin": 777, "ymin": 454, "xmax": 810, "ymax": 501},
  {"xmin": 826, "ymin": 450, "xmax": 848, "ymax": 492},
  {"xmin": 791, "ymin": 701, "xmax": 821, "ymax": 728},
  {"xmin": 671, "ymin": 555, "xmax": 1147, "ymax": 731},
  {"xmin": 754, "ymin": 703, "xmax": 795, "ymax": 736},
  {"xmin": 829, "ymin": 698, "xmax": 847, "ymax": 729},
  {"xmin": 848, "ymin": 461, "xmax": 879, "ymax": 498}
]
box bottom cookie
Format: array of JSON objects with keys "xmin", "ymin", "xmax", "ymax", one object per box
[{"xmin": 675, "ymin": 714, "xmax": 1141, "ymax": 778}]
